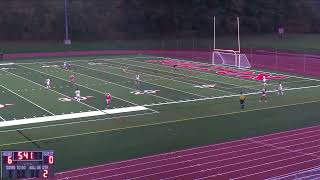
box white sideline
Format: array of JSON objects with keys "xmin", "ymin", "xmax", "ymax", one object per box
[
  {"xmin": 0, "ymin": 63, "xmax": 14, "ymax": 66},
  {"xmin": 0, "ymin": 106, "xmax": 148, "ymax": 128}
]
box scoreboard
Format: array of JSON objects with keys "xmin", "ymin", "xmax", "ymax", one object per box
[{"xmin": 1, "ymin": 150, "xmax": 54, "ymax": 179}]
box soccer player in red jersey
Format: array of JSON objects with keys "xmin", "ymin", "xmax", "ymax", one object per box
[
  {"xmin": 69, "ymin": 74, "xmax": 76, "ymax": 83},
  {"xmin": 105, "ymin": 93, "xmax": 111, "ymax": 106}
]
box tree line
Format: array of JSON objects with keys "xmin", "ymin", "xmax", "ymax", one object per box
[{"xmin": 0, "ymin": 0, "xmax": 319, "ymax": 40}]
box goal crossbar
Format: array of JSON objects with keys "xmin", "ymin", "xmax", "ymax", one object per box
[
  {"xmin": 212, "ymin": 50, "xmax": 251, "ymax": 69},
  {"xmin": 212, "ymin": 17, "xmax": 251, "ymax": 68}
]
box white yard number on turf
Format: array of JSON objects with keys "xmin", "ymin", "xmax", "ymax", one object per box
[
  {"xmin": 130, "ymin": 90, "xmax": 160, "ymax": 95},
  {"xmin": 58, "ymin": 96, "xmax": 93, "ymax": 102},
  {"xmin": 88, "ymin": 62, "xmax": 102, "ymax": 65},
  {"xmin": 194, "ymin": 84, "xmax": 216, "ymax": 89}
]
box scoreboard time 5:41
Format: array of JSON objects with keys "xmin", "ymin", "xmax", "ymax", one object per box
[{"xmin": 1, "ymin": 150, "xmax": 54, "ymax": 179}]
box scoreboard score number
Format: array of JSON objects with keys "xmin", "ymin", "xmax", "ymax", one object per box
[{"xmin": 1, "ymin": 150, "xmax": 54, "ymax": 179}]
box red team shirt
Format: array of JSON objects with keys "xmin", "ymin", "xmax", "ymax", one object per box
[
  {"xmin": 105, "ymin": 94, "xmax": 111, "ymax": 104},
  {"xmin": 69, "ymin": 75, "xmax": 75, "ymax": 82}
]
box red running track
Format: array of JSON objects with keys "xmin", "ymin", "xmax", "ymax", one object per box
[{"xmin": 51, "ymin": 125, "xmax": 320, "ymax": 180}]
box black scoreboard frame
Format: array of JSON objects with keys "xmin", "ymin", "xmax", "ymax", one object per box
[{"xmin": 1, "ymin": 150, "xmax": 54, "ymax": 179}]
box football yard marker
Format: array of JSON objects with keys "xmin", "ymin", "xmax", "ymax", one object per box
[{"xmin": 0, "ymin": 106, "xmax": 149, "ymax": 128}]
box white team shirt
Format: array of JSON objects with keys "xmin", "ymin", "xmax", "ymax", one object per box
[
  {"xmin": 263, "ymin": 76, "xmax": 266, "ymax": 83},
  {"xmin": 278, "ymin": 84, "xmax": 283, "ymax": 91},
  {"xmin": 75, "ymin": 90, "xmax": 80, "ymax": 97},
  {"xmin": 46, "ymin": 79, "xmax": 51, "ymax": 85},
  {"xmin": 136, "ymin": 75, "xmax": 140, "ymax": 80}
]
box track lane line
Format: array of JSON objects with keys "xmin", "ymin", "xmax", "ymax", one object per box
[{"xmin": 56, "ymin": 129, "xmax": 320, "ymax": 179}]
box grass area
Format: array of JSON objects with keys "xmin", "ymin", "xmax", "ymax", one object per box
[
  {"xmin": 1, "ymin": 34, "xmax": 320, "ymax": 54},
  {"xmin": 1, "ymin": 55, "xmax": 320, "ymax": 177}
]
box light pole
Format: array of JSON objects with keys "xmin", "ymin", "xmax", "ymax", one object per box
[{"xmin": 64, "ymin": 0, "xmax": 71, "ymax": 44}]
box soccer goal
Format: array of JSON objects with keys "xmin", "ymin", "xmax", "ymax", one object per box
[
  {"xmin": 212, "ymin": 49, "xmax": 251, "ymax": 68},
  {"xmin": 212, "ymin": 17, "xmax": 251, "ymax": 68}
]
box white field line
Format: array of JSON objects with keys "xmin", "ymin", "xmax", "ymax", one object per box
[
  {"xmin": 74, "ymin": 63, "xmax": 206, "ymax": 98},
  {"xmin": 103, "ymin": 60, "xmax": 319, "ymax": 97},
  {"xmin": 0, "ymin": 116, "xmax": 5, "ymax": 121},
  {"xmin": 0, "ymin": 112, "xmax": 158, "ymax": 148},
  {"xmin": 3, "ymin": 98, "xmax": 320, "ymax": 149},
  {"xmin": 0, "ymin": 113, "xmax": 164, "ymax": 148},
  {"xmin": 222, "ymin": 79, "xmax": 315, "ymax": 90},
  {"xmin": 17, "ymin": 64, "xmax": 156, "ymax": 112},
  {"xmin": 62, "ymin": 64, "xmax": 173, "ymax": 102},
  {"xmin": 56, "ymin": 135, "xmax": 320, "ymax": 180},
  {"xmin": 13, "ymin": 54, "xmax": 320, "ymax": 83},
  {"xmin": 0, "ymin": 84, "xmax": 54, "ymax": 115},
  {"xmin": 15, "ymin": 56, "xmax": 154, "ymax": 65},
  {"xmin": 0, "ymin": 106, "xmax": 149, "ymax": 128},
  {"xmin": 157, "ymin": 56, "xmax": 320, "ymax": 82},
  {"xmin": 70, "ymin": 69, "xmax": 173, "ymax": 102},
  {"xmin": 144, "ymin": 84, "xmax": 320, "ymax": 107},
  {"xmin": 0, "ymin": 111, "xmax": 157, "ymax": 133},
  {"xmin": 56, "ymin": 125, "xmax": 320, "ymax": 177},
  {"xmin": 116, "ymin": 57, "xmax": 261, "ymax": 87},
  {"xmin": 102, "ymin": 58, "xmax": 259, "ymax": 91},
  {"xmin": 2, "ymin": 69, "xmax": 102, "ymax": 113},
  {"xmin": 97, "ymin": 60, "xmax": 235, "ymax": 95},
  {"xmin": 115, "ymin": 57, "xmax": 258, "ymax": 85}
]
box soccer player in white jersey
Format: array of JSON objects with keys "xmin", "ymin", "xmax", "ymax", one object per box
[
  {"xmin": 135, "ymin": 74, "xmax": 140, "ymax": 85},
  {"xmin": 75, "ymin": 88, "xmax": 81, "ymax": 102},
  {"xmin": 278, "ymin": 82, "xmax": 284, "ymax": 96},
  {"xmin": 260, "ymin": 88, "xmax": 267, "ymax": 103},
  {"xmin": 262, "ymin": 75, "xmax": 267, "ymax": 87},
  {"xmin": 63, "ymin": 62, "xmax": 67, "ymax": 69},
  {"xmin": 45, "ymin": 78, "xmax": 51, "ymax": 89}
]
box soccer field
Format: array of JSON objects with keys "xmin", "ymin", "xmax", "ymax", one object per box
[{"xmin": 1, "ymin": 55, "xmax": 320, "ymax": 172}]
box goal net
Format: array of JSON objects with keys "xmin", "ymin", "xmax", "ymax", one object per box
[{"xmin": 212, "ymin": 49, "xmax": 251, "ymax": 68}]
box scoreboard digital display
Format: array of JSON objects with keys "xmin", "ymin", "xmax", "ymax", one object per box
[{"xmin": 1, "ymin": 150, "xmax": 54, "ymax": 179}]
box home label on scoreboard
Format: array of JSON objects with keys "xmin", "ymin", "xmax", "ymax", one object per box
[{"xmin": 1, "ymin": 150, "xmax": 54, "ymax": 179}]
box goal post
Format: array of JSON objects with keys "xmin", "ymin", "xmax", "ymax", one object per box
[
  {"xmin": 212, "ymin": 49, "xmax": 251, "ymax": 68},
  {"xmin": 212, "ymin": 17, "xmax": 251, "ymax": 68}
]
